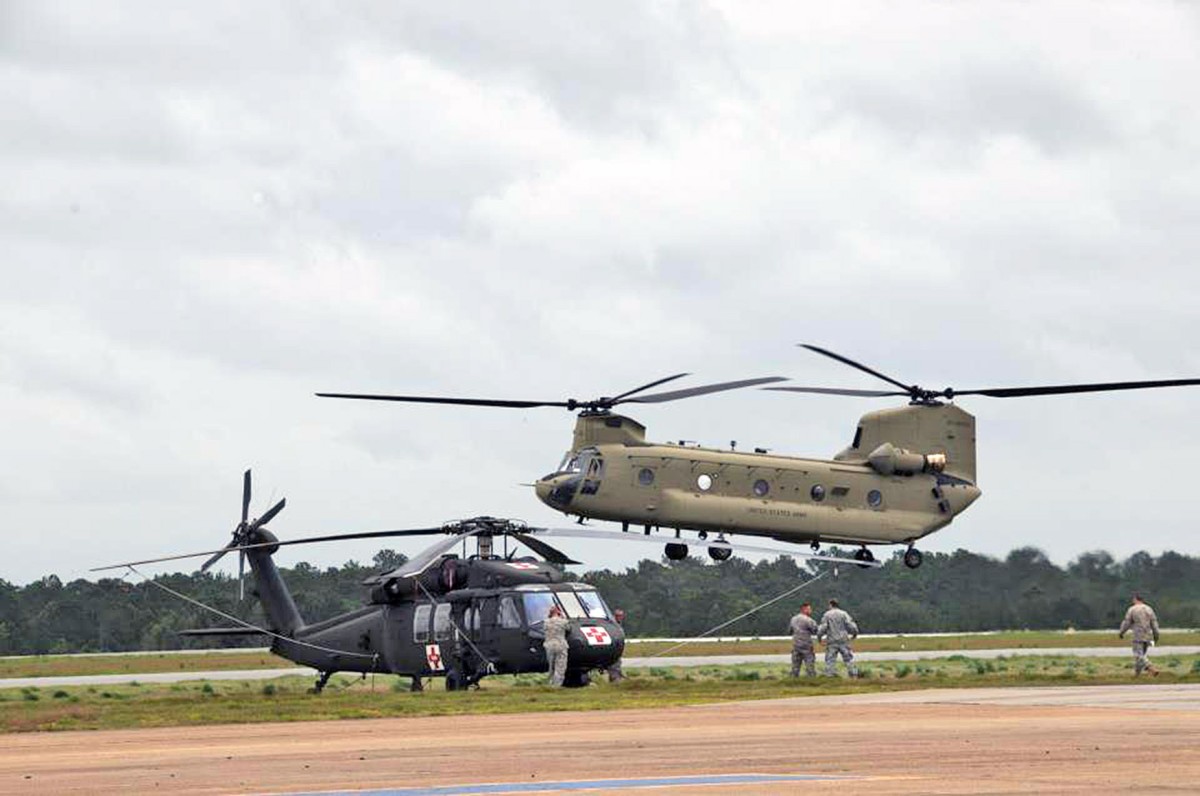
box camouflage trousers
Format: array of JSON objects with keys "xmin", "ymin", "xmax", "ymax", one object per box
[
  {"xmin": 546, "ymin": 644, "xmax": 569, "ymax": 687},
  {"xmin": 790, "ymin": 646, "xmax": 816, "ymax": 677},
  {"xmin": 1132, "ymin": 641, "xmax": 1155, "ymax": 675},
  {"xmin": 824, "ymin": 643, "xmax": 858, "ymax": 677},
  {"xmin": 606, "ymin": 658, "xmax": 624, "ymax": 683}
]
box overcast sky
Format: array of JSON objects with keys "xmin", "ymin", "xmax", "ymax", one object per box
[{"xmin": 3, "ymin": 2, "xmax": 1200, "ymax": 586}]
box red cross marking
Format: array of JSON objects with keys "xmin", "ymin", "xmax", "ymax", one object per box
[{"xmin": 583, "ymin": 626, "xmax": 611, "ymax": 645}]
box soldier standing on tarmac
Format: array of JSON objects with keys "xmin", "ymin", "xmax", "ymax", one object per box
[
  {"xmin": 817, "ymin": 598, "xmax": 860, "ymax": 677},
  {"xmin": 789, "ymin": 602, "xmax": 818, "ymax": 677},
  {"xmin": 543, "ymin": 605, "xmax": 570, "ymax": 687},
  {"xmin": 1118, "ymin": 593, "xmax": 1160, "ymax": 677}
]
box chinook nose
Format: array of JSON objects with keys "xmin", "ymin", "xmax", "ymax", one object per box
[{"xmin": 536, "ymin": 474, "xmax": 582, "ymax": 510}]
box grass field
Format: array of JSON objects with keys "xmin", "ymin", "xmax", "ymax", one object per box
[
  {"xmin": 4, "ymin": 630, "xmax": 1198, "ymax": 679},
  {"xmin": 2, "ymin": 654, "xmax": 1197, "ymax": 733}
]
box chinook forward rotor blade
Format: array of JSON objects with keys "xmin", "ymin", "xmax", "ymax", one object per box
[
  {"xmin": 316, "ymin": 393, "xmax": 574, "ymax": 409},
  {"xmin": 92, "ymin": 526, "xmax": 448, "ymax": 573},
  {"xmin": 319, "ymin": 373, "xmax": 787, "ymax": 413},
  {"xmin": 524, "ymin": 527, "xmax": 883, "ymax": 568},
  {"xmin": 621, "ymin": 376, "xmax": 789, "ymax": 404}
]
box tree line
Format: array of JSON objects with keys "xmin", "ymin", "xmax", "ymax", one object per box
[{"xmin": 1, "ymin": 547, "xmax": 1197, "ymax": 655}]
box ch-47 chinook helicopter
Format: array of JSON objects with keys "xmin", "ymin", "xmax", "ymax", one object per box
[
  {"xmin": 96, "ymin": 471, "xmax": 870, "ymax": 692},
  {"xmin": 319, "ymin": 345, "xmax": 1200, "ymax": 570}
]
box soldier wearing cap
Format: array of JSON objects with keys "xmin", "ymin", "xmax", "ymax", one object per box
[
  {"xmin": 788, "ymin": 602, "xmax": 818, "ymax": 677},
  {"xmin": 543, "ymin": 605, "xmax": 570, "ymax": 687},
  {"xmin": 817, "ymin": 598, "xmax": 859, "ymax": 677},
  {"xmin": 1118, "ymin": 593, "xmax": 1160, "ymax": 677}
]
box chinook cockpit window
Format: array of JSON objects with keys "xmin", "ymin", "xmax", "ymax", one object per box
[
  {"xmin": 556, "ymin": 452, "xmax": 582, "ymax": 475},
  {"xmin": 852, "ymin": 426, "xmax": 863, "ymax": 449}
]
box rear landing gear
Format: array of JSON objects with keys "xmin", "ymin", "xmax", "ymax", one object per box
[
  {"xmin": 664, "ymin": 542, "xmax": 688, "ymax": 561},
  {"xmin": 903, "ymin": 547, "xmax": 924, "ymax": 569},
  {"xmin": 853, "ymin": 547, "xmax": 876, "ymax": 568}
]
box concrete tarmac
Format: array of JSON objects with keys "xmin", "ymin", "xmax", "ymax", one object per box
[{"xmin": 2, "ymin": 685, "xmax": 1198, "ymax": 794}]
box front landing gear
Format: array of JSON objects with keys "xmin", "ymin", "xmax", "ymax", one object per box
[
  {"xmin": 311, "ymin": 670, "xmax": 334, "ymax": 694},
  {"xmin": 903, "ymin": 547, "xmax": 924, "ymax": 569}
]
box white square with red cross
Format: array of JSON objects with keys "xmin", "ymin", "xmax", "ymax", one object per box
[
  {"xmin": 582, "ymin": 626, "xmax": 612, "ymax": 646},
  {"xmin": 425, "ymin": 644, "xmax": 444, "ymax": 671}
]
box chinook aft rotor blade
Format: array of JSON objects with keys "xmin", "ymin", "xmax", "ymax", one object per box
[
  {"xmin": 788, "ymin": 344, "xmax": 1200, "ymax": 404},
  {"xmin": 92, "ymin": 526, "xmax": 449, "ymax": 573},
  {"xmin": 951, "ymin": 378, "xmax": 1200, "ymax": 398}
]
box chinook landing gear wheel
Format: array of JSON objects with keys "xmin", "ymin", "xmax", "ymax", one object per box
[
  {"xmin": 853, "ymin": 547, "xmax": 876, "ymax": 569},
  {"xmin": 665, "ymin": 542, "xmax": 688, "ymax": 561},
  {"xmin": 903, "ymin": 547, "xmax": 924, "ymax": 569},
  {"xmin": 708, "ymin": 545, "xmax": 732, "ymax": 562}
]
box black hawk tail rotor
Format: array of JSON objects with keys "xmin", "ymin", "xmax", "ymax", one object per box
[{"xmin": 200, "ymin": 469, "xmax": 286, "ymax": 599}]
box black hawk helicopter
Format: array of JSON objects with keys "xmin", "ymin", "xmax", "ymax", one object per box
[{"xmin": 96, "ymin": 472, "xmax": 872, "ymax": 691}]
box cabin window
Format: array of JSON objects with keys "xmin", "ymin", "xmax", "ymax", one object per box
[
  {"xmin": 413, "ymin": 604, "xmax": 432, "ymax": 643},
  {"xmin": 465, "ymin": 606, "xmax": 480, "ymax": 634},
  {"xmin": 811, "ymin": 484, "xmax": 826, "ymax": 502},
  {"xmin": 557, "ymin": 590, "xmax": 588, "ymax": 619},
  {"xmin": 523, "ymin": 592, "xmax": 557, "ymax": 627},
  {"xmin": 433, "ymin": 603, "xmax": 453, "ymax": 641},
  {"xmin": 696, "ymin": 474, "xmax": 713, "ymax": 492},
  {"xmin": 575, "ymin": 588, "xmax": 612, "ymax": 619},
  {"xmin": 753, "ymin": 479, "xmax": 770, "ymax": 497},
  {"xmin": 498, "ymin": 596, "xmax": 521, "ymax": 629},
  {"xmin": 637, "ymin": 467, "xmax": 655, "ymax": 486},
  {"xmin": 867, "ymin": 489, "xmax": 883, "ymax": 508}
]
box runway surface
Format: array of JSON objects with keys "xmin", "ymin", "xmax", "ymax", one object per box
[
  {"xmin": 3, "ymin": 645, "xmax": 1196, "ymax": 690},
  {"xmin": 2, "ymin": 684, "xmax": 1198, "ymax": 794}
]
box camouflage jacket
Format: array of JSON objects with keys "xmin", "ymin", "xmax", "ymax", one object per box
[
  {"xmin": 817, "ymin": 608, "xmax": 859, "ymax": 644},
  {"xmin": 1119, "ymin": 603, "xmax": 1160, "ymax": 643},
  {"xmin": 543, "ymin": 615, "xmax": 570, "ymax": 649},
  {"xmin": 789, "ymin": 613, "xmax": 818, "ymax": 648}
]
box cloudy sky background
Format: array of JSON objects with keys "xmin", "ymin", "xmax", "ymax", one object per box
[{"xmin": 3, "ymin": 2, "xmax": 1200, "ymax": 585}]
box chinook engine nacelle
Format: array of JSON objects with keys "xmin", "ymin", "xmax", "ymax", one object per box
[{"xmin": 867, "ymin": 442, "xmax": 947, "ymax": 476}]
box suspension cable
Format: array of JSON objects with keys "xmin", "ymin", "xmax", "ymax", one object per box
[
  {"xmin": 649, "ymin": 568, "xmax": 829, "ymax": 659},
  {"xmin": 127, "ymin": 565, "xmax": 378, "ymax": 664}
]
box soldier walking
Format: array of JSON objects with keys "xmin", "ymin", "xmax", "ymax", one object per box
[
  {"xmin": 789, "ymin": 602, "xmax": 818, "ymax": 677},
  {"xmin": 543, "ymin": 605, "xmax": 570, "ymax": 686},
  {"xmin": 1118, "ymin": 593, "xmax": 1160, "ymax": 677},
  {"xmin": 606, "ymin": 608, "xmax": 626, "ymax": 683},
  {"xmin": 817, "ymin": 598, "xmax": 859, "ymax": 677}
]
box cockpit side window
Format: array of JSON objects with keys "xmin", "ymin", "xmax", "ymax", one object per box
[
  {"xmin": 522, "ymin": 592, "xmax": 557, "ymax": 627},
  {"xmin": 852, "ymin": 426, "xmax": 863, "ymax": 449},
  {"xmin": 498, "ymin": 596, "xmax": 521, "ymax": 629},
  {"xmin": 574, "ymin": 588, "xmax": 611, "ymax": 619},
  {"xmin": 557, "ymin": 452, "xmax": 582, "ymax": 475}
]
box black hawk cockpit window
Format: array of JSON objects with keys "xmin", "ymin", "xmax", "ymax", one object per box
[{"xmin": 498, "ymin": 596, "xmax": 521, "ymax": 629}]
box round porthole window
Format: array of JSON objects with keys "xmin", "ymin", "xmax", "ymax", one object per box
[
  {"xmin": 811, "ymin": 484, "xmax": 826, "ymax": 502},
  {"xmin": 753, "ymin": 479, "xmax": 770, "ymax": 497},
  {"xmin": 696, "ymin": 474, "xmax": 713, "ymax": 492},
  {"xmin": 638, "ymin": 468, "xmax": 655, "ymax": 486},
  {"xmin": 867, "ymin": 489, "xmax": 883, "ymax": 508}
]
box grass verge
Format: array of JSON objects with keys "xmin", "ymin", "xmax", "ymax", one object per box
[{"xmin": 2, "ymin": 654, "xmax": 1196, "ymax": 734}]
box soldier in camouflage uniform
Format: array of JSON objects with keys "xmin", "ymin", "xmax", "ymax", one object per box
[
  {"xmin": 817, "ymin": 598, "xmax": 859, "ymax": 677},
  {"xmin": 542, "ymin": 605, "xmax": 571, "ymax": 687},
  {"xmin": 606, "ymin": 608, "xmax": 626, "ymax": 683},
  {"xmin": 788, "ymin": 602, "xmax": 818, "ymax": 677},
  {"xmin": 1118, "ymin": 593, "xmax": 1160, "ymax": 677}
]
